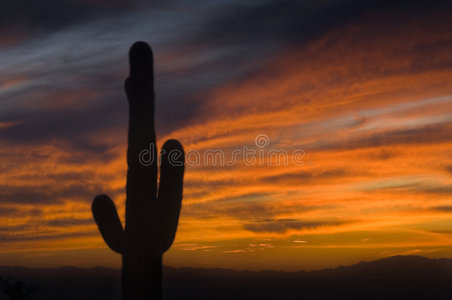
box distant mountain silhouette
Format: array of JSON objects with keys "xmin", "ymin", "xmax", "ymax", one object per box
[{"xmin": 0, "ymin": 256, "xmax": 451, "ymax": 300}]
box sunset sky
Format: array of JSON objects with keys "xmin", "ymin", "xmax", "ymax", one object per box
[{"xmin": 1, "ymin": 0, "xmax": 452, "ymax": 271}]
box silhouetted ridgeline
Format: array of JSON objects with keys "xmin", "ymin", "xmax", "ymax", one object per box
[{"xmin": 0, "ymin": 256, "xmax": 451, "ymax": 300}]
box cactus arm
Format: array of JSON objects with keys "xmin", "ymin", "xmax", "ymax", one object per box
[
  {"xmin": 92, "ymin": 194, "xmax": 124, "ymax": 253},
  {"xmin": 158, "ymin": 139, "xmax": 185, "ymax": 253}
]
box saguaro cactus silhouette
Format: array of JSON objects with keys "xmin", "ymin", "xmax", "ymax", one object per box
[{"xmin": 91, "ymin": 41, "xmax": 185, "ymax": 300}]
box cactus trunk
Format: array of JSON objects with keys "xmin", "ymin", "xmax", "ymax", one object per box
[
  {"xmin": 92, "ymin": 41, "xmax": 185, "ymax": 300},
  {"xmin": 122, "ymin": 253, "xmax": 162, "ymax": 299}
]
